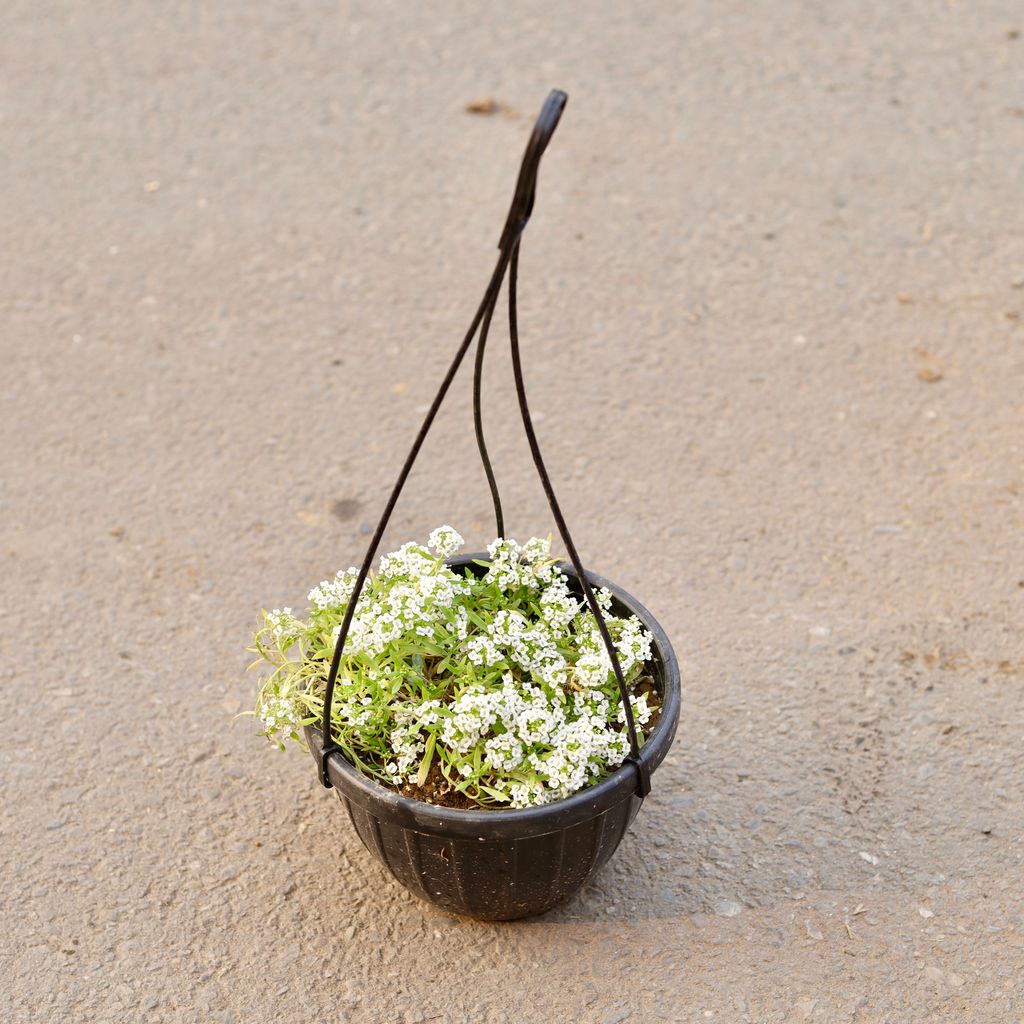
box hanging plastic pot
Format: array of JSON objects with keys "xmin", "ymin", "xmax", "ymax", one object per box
[{"xmin": 305, "ymin": 90, "xmax": 680, "ymax": 920}]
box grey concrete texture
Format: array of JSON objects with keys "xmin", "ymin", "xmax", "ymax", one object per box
[{"xmin": 2, "ymin": 1, "xmax": 1023, "ymax": 1021}]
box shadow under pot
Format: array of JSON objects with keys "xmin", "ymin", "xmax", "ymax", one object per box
[{"xmin": 304, "ymin": 555, "xmax": 681, "ymax": 921}]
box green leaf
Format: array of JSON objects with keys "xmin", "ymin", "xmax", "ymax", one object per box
[
  {"xmin": 478, "ymin": 784, "xmax": 511, "ymax": 803},
  {"xmin": 416, "ymin": 733, "xmax": 436, "ymax": 788}
]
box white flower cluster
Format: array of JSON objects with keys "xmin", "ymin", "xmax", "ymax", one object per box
[
  {"xmin": 307, "ymin": 569, "xmax": 358, "ymax": 611},
  {"xmin": 336, "ymin": 547, "xmax": 472, "ymax": 658},
  {"xmin": 571, "ymin": 609, "xmax": 654, "ymax": 690},
  {"xmin": 430, "ymin": 674, "xmax": 635, "ymax": 804},
  {"xmin": 259, "ymin": 693, "xmax": 295, "ymax": 733},
  {"xmin": 463, "ymin": 608, "xmax": 569, "ymax": 689},
  {"xmin": 378, "ymin": 542, "xmax": 435, "ymax": 580},
  {"xmin": 428, "ymin": 525, "xmax": 464, "ymax": 559},
  {"xmin": 385, "ymin": 699, "xmax": 442, "ymax": 779},
  {"xmin": 265, "ymin": 607, "xmax": 295, "ymax": 642},
  {"xmin": 484, "ymin": 536, "xmax": 555, "ymax": 592},
  {"xmin": 254, "ymin": 527, "xmax": 659, "ymax": 809}
]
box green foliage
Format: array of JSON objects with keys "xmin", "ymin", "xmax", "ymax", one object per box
[{"xmin": 249, "ymin": 528, "xmax": 658, "ymax": 808}]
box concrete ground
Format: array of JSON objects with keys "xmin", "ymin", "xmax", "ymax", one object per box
[{"xmin": 3, "ymin": 2, "xmax": 1023, "ymax": 1021}]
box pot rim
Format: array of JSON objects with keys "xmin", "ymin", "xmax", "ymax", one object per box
[{"xmin": 305, "ymin": 555, "xmax": 680, "ymax": 840}]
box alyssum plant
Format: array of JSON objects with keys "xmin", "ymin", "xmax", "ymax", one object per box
[{"xmin": 251, "ymin": 527, "xmax": 659, "ymax": 810}]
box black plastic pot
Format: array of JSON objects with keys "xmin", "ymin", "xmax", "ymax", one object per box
[
  {"xmin": 305, "ymin": 556, "xmax": 680, "ymax": 921},
  {"xmin": 297, "ymin": 91, "xmax": 679, "ymax": 919}
]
